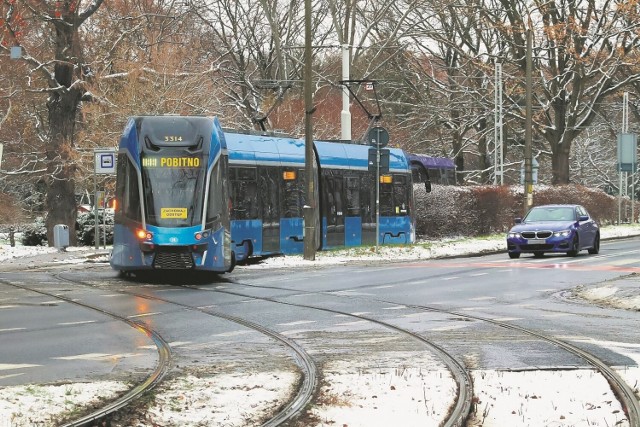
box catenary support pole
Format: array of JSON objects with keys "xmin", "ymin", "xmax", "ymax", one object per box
[{"xmin": 303, "ymin": 0, "xmax": 316, "ymax": 261}]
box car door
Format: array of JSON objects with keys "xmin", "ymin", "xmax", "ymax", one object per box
[{"xmin": 576, "ymin": 205, "xmax": 597, "ymax": 246}]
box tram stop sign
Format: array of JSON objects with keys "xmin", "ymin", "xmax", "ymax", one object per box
[{"xmin": 368, "ymin": 126, "xmax": 389, "ymax": 148}]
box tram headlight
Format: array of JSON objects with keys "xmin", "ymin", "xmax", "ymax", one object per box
[
  {"xmin": 136, "ymin": 228, "xmax": 153, "ymax": 241},
  {"xmin": 194, "ymin": 230, "xmax": 211, "ymax": 241}
]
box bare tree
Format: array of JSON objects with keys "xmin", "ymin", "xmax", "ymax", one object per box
[
  {"xmin": 491, "ymin": 0, "xmax": 640, "ymax": 184},
  {"xmin": 1, "ymin": 0, "xmax": 106, "ymax": 244}
]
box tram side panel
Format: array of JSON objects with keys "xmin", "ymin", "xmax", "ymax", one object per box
[{"xmin": 229, "ymin": 164, "xmax": 308, "ymax": 257}]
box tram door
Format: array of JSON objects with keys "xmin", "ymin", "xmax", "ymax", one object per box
[
  {"xmin": 258, "ymin": 167, "xmax": 280, "ymax": 253},
  {"xmin": 323, "ymin": 174, "xmax": 345, "ymax": 247}
]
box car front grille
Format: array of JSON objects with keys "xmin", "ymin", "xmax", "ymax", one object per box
[
  {"xmin": 153, "ymin": 248, "xmax": 194, "ymax": 269},
  {"xmin": 521, "ymin": 244, "xmax": 554, "ymax": 251},
  {"xmin": 521, "ymin": 230, "xmax": 552, "ymax": 239}
]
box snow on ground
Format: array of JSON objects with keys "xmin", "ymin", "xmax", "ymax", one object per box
[
  {"xmin": 0, "ymin": 381, "xmax": 129, "ymax": 427},
  {"xmin": 466, "ymin": 370, "xmax": 628, "ymax": 427},
  {"xmin": 1, "ymin": 225, "xmax": 639, "ymax": 426}
]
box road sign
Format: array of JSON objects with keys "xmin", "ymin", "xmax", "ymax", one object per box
[
  {"xmin": 368, "ymin": 126, "xmax": 389, "ymax": 148},
  {"xmin": 368, "ymin": 148, "xmax": 389, "ymax": 173},
  {"xmin": 617, "ymin": 133, "xmax": 637, "ymax": 172},
  {"xmin": 94, "ymin": 149, "xmax": 116, "ymax": 174},
  {"xmin": 10, "ymin": 46, "xmax": 22, "ymax": 59}
]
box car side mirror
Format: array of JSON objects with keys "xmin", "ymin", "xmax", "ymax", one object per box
[
  {"xmin": 578, "ymin": 215, "xmax": 589, "ymax": 221},
  {"xmin": 515, "ymin": 218, "xmax": 522, "ymax": 224}
]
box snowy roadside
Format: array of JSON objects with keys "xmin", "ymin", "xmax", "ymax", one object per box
[{"xmin": 0, "ymin": 225, "xmax": 639, "ymax": 426}]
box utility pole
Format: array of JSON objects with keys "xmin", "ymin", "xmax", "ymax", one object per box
[
  {"xmin": 523, "ymin": 23, "xmax": 534, "ymax": 215},
  {"xmin": 341, "ymin": 44, "xmax": 352, "ymax": 141},
  {"xmin": 494, "ymin": 61, "xmax": 503, "ymax": 185},
  {"xmin": 303, "ymin": 0, "xmax": 316, "ymax": 260}
]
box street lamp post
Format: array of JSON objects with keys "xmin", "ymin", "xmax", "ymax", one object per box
[
  {"xmin": 524, "ymin": 24, "xmax": 534, "ymax": 215},
  {"xmin": 303, "ymin": 0, "xmax": 316, "ymax": 260}
]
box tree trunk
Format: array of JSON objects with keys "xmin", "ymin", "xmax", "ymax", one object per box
[
  {"xmin": 45, "ymin": 20, "xmax": 83, "ymax": 246},
  {"xmin": 45, "ymin": 89, "xmax": 81, "ymax": 246},
  {"xmin": 551, "ymin": 141, "xmax": 571, "ymax": 185}
]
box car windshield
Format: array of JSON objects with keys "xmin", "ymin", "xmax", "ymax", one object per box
[{"xmin": 525, "ymin": 206, "xmax": 575, "ymax": 222}]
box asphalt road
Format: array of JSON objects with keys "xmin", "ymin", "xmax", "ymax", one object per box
[{"xmin": 1, "ymin": 237, "xmax": 639, "ymax": 425}]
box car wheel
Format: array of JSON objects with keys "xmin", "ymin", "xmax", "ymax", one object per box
[
  {"xmin": 508, "ymin": 252, "xmax": 521, "ymax": 259},
  {"xmin": 588, "ymin": 233, "xmax": 600, "ymax": 254},
  {"xmin": 567, "ymin": 235, "xmax": 579, "ymax": 257}
]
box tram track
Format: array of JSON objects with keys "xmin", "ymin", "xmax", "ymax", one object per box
[
  {"xmin": 52, "ymin": 273, "xmax": 318, "ymax": 427},
  {"xmin": 0, "ymin": 277, "xmax": 172, "ymax": 427},
  {"xmin": 213, "ymin": 277, "xmax": 640, "ymax": 426},
  {"xmin": 55, "ymin": 273, "xmax": 472, "ymax": 427},
  {"xmin": 172, "ymin": 282, "xmax": 474, "ymax": 427},
  {"xmin": 3, "ymin": 265, "xmax": 637, "ymax": 426}
]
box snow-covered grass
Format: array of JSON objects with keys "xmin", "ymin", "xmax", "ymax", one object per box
[
  {"xmin": 0, "ymin": 382, "xmax": 129, "ymax": 427},
  {"xmin": 1, "ymin": 224, "xmax": 639, "ymax": 426}
]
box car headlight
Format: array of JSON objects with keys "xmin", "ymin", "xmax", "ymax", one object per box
[
  {"xmin": 508, "ymin": 232, "xmax": 521, "ymax": 238},
  {"xmin": 553, "ymin": 229, "xmax": 571, "ymax": 237}
]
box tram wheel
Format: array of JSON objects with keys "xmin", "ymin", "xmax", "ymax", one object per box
[{"xmin": 227, "ymin": 252, "xmax": 236, "ymax": 273}]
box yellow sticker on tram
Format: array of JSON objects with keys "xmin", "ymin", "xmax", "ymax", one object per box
[{"xmin": 161, "ymin": 208, "xmax": 187, "ymax": 219}]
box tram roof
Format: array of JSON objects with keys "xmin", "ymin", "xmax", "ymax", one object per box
[
  {"xmin": 224, "ymin": 131, "xmax": 409, "ymax": 172},
  {"xmin": 407, "ymin": 153, "xmax": 455, "ymax": 169}
]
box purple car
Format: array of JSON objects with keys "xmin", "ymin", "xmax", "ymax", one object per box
[{"xmin": 506, "ymin": 204, "xmax": 600, "ymax": 259}]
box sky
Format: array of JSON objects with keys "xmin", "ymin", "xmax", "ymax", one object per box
[{"xmin": 0, "ymin": 226, "xmax": 639, "ymax": 426}]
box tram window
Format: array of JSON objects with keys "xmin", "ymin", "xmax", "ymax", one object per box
[
  {"xmin": 230, "ymin": 167, "xmax": 258, "ymax": 220},
  {"xmin": 429, "ymin": 168, "xmax": 441, "ymax": 184},
  {"xmin": 258, "ymin": 167, "xmax": 279, "ymax": 221},
  {"xmin": 322, "ymin": 173, "xmax": 344, "ymax": 226},
  {"xmin": 116, "ymin": 154, "xmax": 141, "ymax": 221},
  {"xmin": 393, "ymin": 175, "xmax": 409, "ymax": 216},
  {"xmin": 444, "ymin": 168, "xmax": 456, "ymax": 185},
  {"xmin": 379, "ymin": 178, "xmax": 394, "ymax": 216},
  {"xmin": 236, "ymin": 167, "xmax": 257, "ymax": 181},
  {"xmin": 411, "ymin": 167, "xmax": 428, "ymax": 184},
  {"xmin": 207, "ymin": 163, "xmax": 223, "ymax": 223},
  {"xmin": 360, "ymin": 173, "xmax": 374, "ymax": 224},
  {"xmin": 345, "ymin": 176, "xmax": 360, "ymax": 216},
  {"xmin": 281, "ymin": 168, "xmax": 304, "ymax": 218}
]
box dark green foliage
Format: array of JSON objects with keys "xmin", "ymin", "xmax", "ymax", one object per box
[
  {"xmin": 21, "ymin": 217, "xmax": 48, "ymax": 246},
  {"xmin": 76, "ymin": 211, "xmax": 114, "ymax": 246},
  {"xmin": 20, "ymin": 211, "xmax": 114, "ymax": 246}
]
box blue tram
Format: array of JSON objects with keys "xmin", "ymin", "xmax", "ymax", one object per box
[{"xmin": 110, "ymin": 115, "xmax": 415, "ymax": 274}]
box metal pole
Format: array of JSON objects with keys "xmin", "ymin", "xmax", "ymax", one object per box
[
  {"xmin": 94, "ymin": 169, "xmax": 99, "ymax": 250},
  {"xmin": 341, "ymin": 44, "xmax": 351, "ymax": 141},
  {"xmin": 623, "ymin": 92, "xmax": 635, "ymax": 223},
  {"xmin": 375, "ymin": 144, "xmax": 380, "ymax": 252},
  {"xmin": 523, "ymin": 24, "xmax": 533, "ymax": 215},
  {"xmin": 619, "ymin": 172, "xmax": 623, "ymax": 225},
  {"xmin": 498, "ymin": 63, "xmax": 504, "ymax": 185},
  {"xmin": 103, "ymin": 191, "xmax": 107, "ymax": 249},
  {"xmin": 494, "ymin": 62, "xmax": 503, "ymax": 185},
  {"xmin": 494, "ymin": 63, "xmax": 498, "ymax": 185},
  {"xmin": 303, "ymin": 0, "xmax": 316, "ymax": 261}
]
